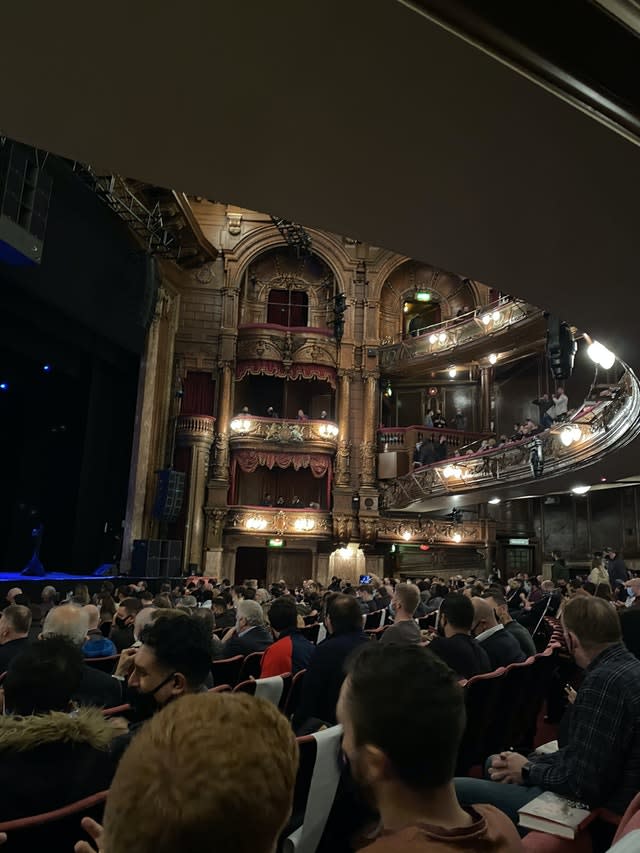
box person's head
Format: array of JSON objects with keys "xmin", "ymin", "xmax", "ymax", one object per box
[
  {"xmin": 100, "ymin": 594, "xmax": 117, "ymax": 620},
  {"xmin": 625, "ymin": 578, "xmax": 640, "ymax": 599},
  {"xmin": 482, "ymin": 591, "xmax": 510, "ymax": 625},
  {"xmin": 129, "ymin": 615, "xmax": 212, "ymax": 709},
  {"xmin": 267, "ymin": 596, "xmax": 298, "ymax": 636},
  {"xmin": 193, "ymin": 606, "xmax": 215, "ymax": 638},
  {"xmin": 392, "ymin": 583, "xmax": 420, "ymax": 618},
  {"xmin": 152, "ymin": 595, "xmax": 173, "ymax": 610},
  {"xmin": 551, "ymin": 550, "xmax": 561, "ymax": 561},
  {"xmin": 235, "ymin": 600, "xmax": 265, "ymax": 634},
  {"xmin": 6, "ymin": 588, "xmax": 22, "ymax": 605},
  {"xmin": 212, "ymin": 597, "xmax": 227, "ymax": 617},
  {"xmin": 337, "ymin": 643, "xmax": 465, "ymax": 806},
  {"xmin": 231, "ymin": 585, "xmax": 246, "ymax": 606},
  {"xmin": 471, "ymin": 597, "xmax": 498, "ymax": 636},
  {"xmin": 73, "ymin": 584, "xmax": 90, "ymax": 606},
  {"xmin": 562, "ymin": 595, "xmax": 622, "ymax": 669},
  {"xmin": 255, "ymin": 588, "xmax": 270, "ymax": 605},
  {"xmin": 102, "ymin": 693, "xmax": 298, "ymax": 853},
  {"xmin": 179, "ymin": 595, "xmax": 198, "ymax": 609},
  {"xmin": 357, "ymin": 584, "xmax": 373, "ymax": 602},
  {"xmin": 116, "ymin": 597, "xmax": 143, "ymax": 630},
  {"xmin": 141, "ymin": 589, "xmax": 154, "ymax": 607},
  {"xmin": 437, "ymin": 593, "xmax": 474, "ymax": 637},
  {"xmin": 541, "ymin": 579, "xmax": 555, "ymax": 594},
  {"xmin": 134, "ymin": 606, "xmax": 157, "ymax": 642},
  {"xmin": 42, "ymin": 603, "xmax": 90, "ymax": 646},
  {"xmin": 4, "ymin": 637, "xmax": 84, "ymax": 715},
  {"xmin": 201, "ymin": 588, "xmax": 214, "ymax": 603},
  {"xmin": 606, "ymin": 547, "xmax": 617, "ymax": 558},
  {"xmin": 243, "ymin": 586, "xmax": 257, "ymax": 601},
  {"xmin": 83, "ymin": 604, "xmax": 101, "ymax": 631},
  {"xmin": 326, "ymin": 594, "xmax": 363, "ymax": 636},
  {"xmin": 41, "ymin": 585, "xmax": 58, "ymax": 604},
  {"xmin": 0, "ymin": 605, "xmax": 32, "ymax": 643}
]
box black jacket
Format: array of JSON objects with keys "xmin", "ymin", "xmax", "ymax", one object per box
[
  {"xmin": 110, "ymin": 624, "xmax": 135, "ymax": 652},
  {"xmin": 75, "ymin": 664, "xmax": 123, "ymax": 708},
  {"xmin": 293, "ymin": 629, "xmax": 369, "ymax": 731},
  {"xmin": 0, "ymin": 637, "xmax": 29, "ymax": 674},
  {"xmin": 477, "ymin": 626, "xmax": 526, "ymax": 669},
  {"xmin": 221, "ymin": 624, "xmax": 273, "ymax": 658},
  {"xmin": 0, "ymin": 708, "xmax": 117, "ymax": 822},
  {"xmin": 428, "ymin": 633, "xmax": 491, "ymax": 679}
]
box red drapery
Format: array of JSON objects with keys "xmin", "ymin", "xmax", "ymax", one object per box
[
  {"xmin": 266, "ymin": 289, "xmax": 308, "ymax": 326},
  {"xmin": 235, "ymin": 360, "xmax": 336, "ymax": 387},
  {"xmin": 234, "ymin": 449, "xmax": 331, "ymax": 477},
  {"xmin": 182, "ymin": 371, "xmax": 215, "ymax": 415}
]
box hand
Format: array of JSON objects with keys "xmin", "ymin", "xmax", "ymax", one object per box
[
  {"xmin": 114, "ymin": 647, "xmax": 137, "ymax": 678},
  {"xmin": 222, "ymin": 627, "xmax": 236, "ymax": 643},
  {"xmin": 488, "ymin": 751, "xmax": 529, "ymax": 784},
  {"xmin": 565, "ymin": 685, "xmax": 577, "ymax": 704},
  {"xmin": 107, "ymin": 715, "xmax": 130, "ymax": 733},
  {"xmin": 74, "ymin": 817, "xmax": 104, "ymax": 853}
]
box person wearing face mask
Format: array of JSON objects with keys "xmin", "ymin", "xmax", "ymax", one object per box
[
  {"xmin": 427, "ymin": 594, "xmax": 490, "ymax": 679},
  {"xmin": 110, "ymin": 613, "xmax": 212, "ymax": 762},
  {"xmin": 110, "ymin": 597, "xmax": 143, "ymax": 652}
]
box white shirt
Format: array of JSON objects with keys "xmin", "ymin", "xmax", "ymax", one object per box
[
  {"xmin": 475, "ymin": 623, "xmax": 504, "ymax": 644},
  {"xmin": 550, "ymin": 393, "xmax": 568, "ymax": 417}
]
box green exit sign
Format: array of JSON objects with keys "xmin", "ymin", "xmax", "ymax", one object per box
[
  {"xmin": 415, "ymin": 292, "xmax": 431, "ymax": 302},
  {"xmin": 268, "ymin": 538, "xmax": 285, "ymax": 548}
]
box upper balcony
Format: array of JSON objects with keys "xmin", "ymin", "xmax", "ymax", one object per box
[
  {"xmin": 379, "ymin": 298, "xmax": 544, "ymax": 376},
  {"xmin": 236, "ymin": 323, "xmax": 338, "ymax": 386},
  {"xmin": 229, "ymin": 414, "xmax": 339, "ymax": 453}
]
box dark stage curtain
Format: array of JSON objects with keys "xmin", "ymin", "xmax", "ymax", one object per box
[{"xmin": 182, "ymin": 372, "xmax": 215, "ymax": 415}]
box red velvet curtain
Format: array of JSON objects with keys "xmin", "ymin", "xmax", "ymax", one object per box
[
  {"xmin": 182, "ymin": 372, "xmax": 215, "ymax": 415},
  {"xmin": 267, "ymin": 289, "xmax": 308, "ymax": 326}
]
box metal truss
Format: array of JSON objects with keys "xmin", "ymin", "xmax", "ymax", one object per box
[{"xmin": 270, "ymin": 215, "xmax": 312, "ymax": 256}]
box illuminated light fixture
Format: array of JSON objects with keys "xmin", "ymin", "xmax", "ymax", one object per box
[
  {"xmin": 415, "ymin": 291, "xmax": 431, "ymax": 302},
  {"xmin": 488, "ymin": 497, "xmax": 501, "ymax": 505},
  {"xmin": 482, "ymin": 314, "xmax": 491, "ymax": 325},
  {"xmin": 403, "ymin": 303, "xmax": 409, "ymax": 313},
  {"xmin": 401, "ymin": 530, "xmax": 412, "ymax": 541},
  {"xmin": 452, "ymin": 531, "xmax": 462, "ymax": 543},
  {"xmin": 438, "ymin": 332, "xmax": 447, "ymax": 344},
  {"xmin": 338, "ymin": 547, "xmax": 352, "ymax": 558},
  {"xmin": 230, "ymin": 417, "xmax": 252, "ymax": 433},
  {"xmin": 489, "ymin": 353, "xmax": 497, "ymax": 365},
  {"xmin": 294, "ymin": 517, "xmax": 315, "ymax": 532},
  {"xmin": 429, "ymin": 334, "xmax": 438, "ymax": 344},
  {"xmin": 572, "ymin": 485, "xmax": 591, "ymax": 495},
  {"xmin": 0, "ymin": 382, "xmax": 8, "ymax": 392},
  {"xmin": 442, "ymin": 464, "xmax": 463, "ymax": 479},
  {"xmin": 43, "ymin": 364, "xmax": 52, "ymax": 372},
  {"xmin": 587, "ymin": 340, "xmax": 616, "ymax": 370},
  {"xmin": 245, "ymin": 516, "xmax": 268, "ymax": 531},
  {"xmin": 560, "ymin": 424, "xmax": 583, "ymax": 447},
  {"xmin": 319, "ymin": 423, "xmax": 339, "ymax": 438},
  {"xmin": 448, "ymin": 367, "xmax": 457, "ymax": 378},
  {"xmin": 492, "ymin": 311, "xmax": 500, "ymax": 322}
]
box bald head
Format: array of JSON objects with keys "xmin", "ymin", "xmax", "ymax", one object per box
[
  {"xmin": 83, "ymin": 604, "xmax": 100, "ymax": 630},
  {"xmin": 134, "ymin": 606, "xmax": 157, "ymax": 642},
  {"xmin": 472, "ymin": 597, "xmax": 498, "ymax": 633},
  {"xmin": 43, "ymin": 604, "xmax": 89, "ymax": 647}
]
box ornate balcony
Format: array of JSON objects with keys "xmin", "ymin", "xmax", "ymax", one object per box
[
  {"xmin": 176, "ymin": 415, "xmax": 216, "ymax": 445},
  {"xmin": 236, "ymin": 323, "xmax": 338, "ymax": 386},
  {"xmin": 376, "ymin": 515, "xmax": 494, "ymax": 547},
  {"xmin": 229, "ymin": 415, "xmax": 339, "ymax": 453},
  {"xmin": 225, "ymin": 506, "xmax": 333, "ymax": 538},
  {"xmin": 380, "ymin": 365, "xmax": 640, "ymax": 510}
]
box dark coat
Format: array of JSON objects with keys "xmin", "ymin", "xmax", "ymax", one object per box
[
  {"xmin": 221, "ymin": 624, "xmax": 273, "ymax": 658},
  {"xmin": 477, "ymin": 626, "xmax": 526, "ymax": 669},
  {"xmin": 75, "ymin": 664, "xmax": 123, "ymax": 708},
  {"xmin": 0, "ymin": 637, "xmax": 29, "ymax": 674}
]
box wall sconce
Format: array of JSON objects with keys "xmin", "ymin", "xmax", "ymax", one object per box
[
  {"xmin": 318, "ymin": 423, "xmax": 339, "ymax": 438},
  {"xmin": 429, "ymin": 334, "xmax": 438, "ymax": 344},
  {"xmin": 489, "ymin": 353, "xmax": 498, "ymax": 365},
  {"xmin": 230, "ymin": 417, "xmax": 253, "ymax": 433},
  {"xmin": 442, "ymin": 465, "xmax": 464, "ymax": 479},
  {"xmin": 294, "ymin": 517, "xmax": 316, "ymax": 532},
  {"xmin": 560, "ymin": 424, "xmax": 582, "ymax": 447},
  {"xmin": 401, "ymin": 529, "xmax": 412, "ymax": 541},
  {"xmin": 451, "ymin": 531, "xmax": 462, "ymax": 543},
  {"xmin": 245, "ymin": 516, "xmax": 268, "ymax": 531},
  {"xmin": 438, "ymin": 332, "xmax": 447, "ymax": 344}
]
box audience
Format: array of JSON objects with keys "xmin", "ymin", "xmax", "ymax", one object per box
[
  {"xmin": 260, "ymin": 595, "xmax": 315, "ymax": 677},
  {"xmin": 483, "ymin": 592, "xmax": 536, "ymax": 658},
  {"xmin": 212, "ymin": 593, "xmax": 236, "ymax": 629},
  {"xmin": 0, "ymin": 637, "xmax": 117, "ymax": 821},
  {"xmin": 337, "ymin": 643, "xmax": 522, "ymax": 851},
  {"xmin": 110, "ymin": 598, "xmax": 142, "ymax": 652},
  {"xmin": 356, "ymin": 584, "xmax": 377, "ymax": 614},
  {"xmin": 42, "ymin": 604, "xmax": 122, "ymax": 708},
  {"xmin": 427, "ymin": 594, "xmax": 491, "ymax": 679},
  {"xmin": 470, "ymin": 598, "xmax": 525, "ymax": 668},
  {"xmin": 40, "ymin": 584, "xmax": 58, "ymax": 615},
  {"xmin": 380, "ymin": 583, "xmax": 421, "ymax": 646},
  {"xmin": 82, "ymin": 604, "xmax": 117, "ymax": 658},
  {"xmin": 456, "ymin": 596, "xmax": 640, "ymax": 845},
  {"xmin": 293, "ymin": 594, "xmax": 368, "ymax": 731},
  {"xmin": 75, "ymin": 693, "xmax": 298, "ymax": 853},
  {"xmin": 0, "ymin": 605, "xmax": 32, "ymax": 672},
  {"xmin": 221, "ymin": 600, "xmax": 273, "ymax": 657}
]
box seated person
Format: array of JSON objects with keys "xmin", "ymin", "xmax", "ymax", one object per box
[
  {"xmin": 82, "ymin": 604, "xmax": 117, "ymax": 658},
  {"xmin": 471, "ymin": 598, "xmax": 525, "ymax": 669},
  {"xmin": 456, "ymin": 596, "xmax": 640, "ymax": 848},
  {"xmin": 212, "ymin": 593, "xmax": 236, "ymax": 630},
  {"xmin": 110, "ymin": 597, "xmax": 143, "ymax": 652},
  {"xmin": 0, "ymin": 637, "xmax": 117, "ymax": 821},
  {"xmin": 260, "ymin": 596, "xmax": 315, "ymax": 677},
  {"xmin": 428, "ymin": 594, "xmax": 491, "ymax": 679},
  {"xmin": 0, "ymin": 605, "xmax": 31, "ymax": 672},
  {"xmin": 380, "ymin": 583, "xmax": 421, "ymax": 646},
  {"xmin": 337, "ymin": 643, "xmax": 522, "ymax": 851},
  {"xmin": 482, "ymin": 592, "xmax": 536, "ymax": 658},
  {"xmin": 357, "ymin": 584, "xmax": 378, "ymax": 615},
  {"xmin": 220, "ymin": 600, "xmax": 273, "ymax": 657},
  {"xmin": 75, "ymin": 693, "xmax": 298, "ymax": 853},
  {"xmin": 192, "ymin": 607, "xmax": 224, "ymax": 660}
]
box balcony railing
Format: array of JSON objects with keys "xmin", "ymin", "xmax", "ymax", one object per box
[
  {"xmin": 379, "ymin": 297, "xmax": 542, "ymax": 370},
  {"xmin": 229, "ymin": 415, "xmax": 339, "ymax": 452},
  {"xmin": 378, "ymin": 425, "xmax": 488, "ymax": 454},
  {"xmin": 380, "ymin": 364, "xmax": 640, "ymax": 510},
  {"xmin": 225, "ymin": 506, "xmax": 332, "ymax": 537}
]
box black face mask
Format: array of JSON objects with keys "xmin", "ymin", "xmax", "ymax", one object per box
[
  {"xmin": 129, "ymin": 671, "xmax": 176, "ymax": 722},
  {"xmin": 115, "ymin": 616, "xmax": 129, "ymax": 630}
]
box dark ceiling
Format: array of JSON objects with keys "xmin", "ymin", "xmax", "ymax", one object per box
[{"xmin": 1, "ymin": 0, "xmax": 640, "ymax": 498}]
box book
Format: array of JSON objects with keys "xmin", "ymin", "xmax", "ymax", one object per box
[
  {"xmin": 518, "ymin": 792, "xmax": 591, "ymax": 839},
  {"xmin": 534, "ymin": 739, "xmax": 559, "ymax": 755}
]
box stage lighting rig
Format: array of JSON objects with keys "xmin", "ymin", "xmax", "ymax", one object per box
[{"xmin": 270, "ymin": 216, "xmax": 312, "ymax": 257}]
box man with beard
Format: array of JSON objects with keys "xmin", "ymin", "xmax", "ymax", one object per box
[
  {"xmin": 110, "ymin": 613, "xmax": 211, "ymax": 761},
  {"xmin": 427, "ymin": 593, "xmax": 490, "ymax": 679},
  {"xmin": 336, "ymin": 643, "xmax": 521, "ymax": 852}
]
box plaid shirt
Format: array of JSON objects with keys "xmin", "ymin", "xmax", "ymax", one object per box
[{"xmin": 528, "ymin": 643, "xmax": 640, "ymax": 814}]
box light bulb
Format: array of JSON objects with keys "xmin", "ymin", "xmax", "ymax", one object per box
[
  {"xmin": 429, "ymin": 334, "xmax": 437, "ymax": 344},
  {"xmin": 572, "ymin": 485, "xmax": 591, "ymax": 495},
  {"xmin": 489, "ymin": 353, "xmax": 497, "ymax": 365},
  {"xmin": 448, "ymin": 367, "xmax": 457, "ymax": 378},
  {"xmin": 482, "ymin": 314, "xmax": 491, "ymax": 325},
  {"xmin": 452, "ymin": 532, "xmax": 462, "ymax": 543},
  {"xmin": 438, "ymin": 332, "xmax": 447, "ymax": 344}
]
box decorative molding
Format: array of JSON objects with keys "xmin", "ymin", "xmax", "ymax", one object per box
[
  {"xmin": 175, "ymin": 415, "xmax": 216, "ymax": 446},
  {"xmin": 335, "ymin": 440, "xmax": 352, "ymax": 486},
  {"xmin": 229, "ymin": 416, "xmax": 339, "ymax": 454},
  {"xmin": 236, "ymin": 325, "xmax": 338, "ymax": 368},
  {"xmin": 226, "ymin": 507, "xmax": 332, "ymax": 537},
  {"xmin": 360, "ymin": 441, "xmax": 377, "ymax": 485}
]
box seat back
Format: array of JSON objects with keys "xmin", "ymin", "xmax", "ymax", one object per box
[
  {"xmin": 282, "ymin": 725, "xmax": 344, "ymax": 853},
  {"xmin": 234, "ymin": 674, "xmax": 292, "ymax": 709},
  {"xmin": 211, "ymin": 655, "xmax": 244, "ymax": 687},
  {"xmin": 84, "ymin": 654, "xmax": 119, "ymax": 674},
  {"xmin": 499, "ymin": 656, "xmax": 536, "ymax": 753},
  {"xmin": 0, "ymin": 790, "xmax": 108, "ymax": 853},
  {"xmin": 613, "ymin": 792, "xmax": 640, "ymax": 843},
  {"xmin": 364, "ymin": 610, "xmax": 386, "ymax": 630},
  {"xmin": 365, "ymin": 625, "xmax": 389, "ymax": 640},
  {"xmin": 208, "ymin": 684, "xmax": 232, "ymax": 693},
  {"xmin": 237, "ymin": 651, "xmax": 265, "ymax": 682},
  {"xmin": 299, "ymin": 623, "xmax": 321, "ymax": 644},
  {"xmin": 456, "ymin": 667, "xmax": 506, "ymax": 774}
]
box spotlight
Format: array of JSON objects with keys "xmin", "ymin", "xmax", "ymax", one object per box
[
  {"xmin": 489, "ymin": 353, "xmax": 497, "ymax": 365},
  {"xmin": 401, "ymin": 530, "xmax": 412, "ymax": 541},
  {"xmin": 448, "ymin": 367, "xmax": 457, "ymax": 378},
  {"xmin": 587, "ymin": 340, "xmax": 615, "ymax": 370},
  {"xmin": 488, "ymin": 497, "xmax": 501, "ymax": 505},
  {"xmin": 572, "ymin": 485, "xmax": 591, "ymax": 495},
  {"xmin": 0, "ymin": 382, "xmax": 8, "ymax": 391}
]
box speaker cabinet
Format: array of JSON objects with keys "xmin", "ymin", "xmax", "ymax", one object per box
[{"xmin": 132, "ymin": 539, "xmax": 182, "ymax": 577}]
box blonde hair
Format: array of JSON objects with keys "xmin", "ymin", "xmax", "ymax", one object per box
[{"xmin": 104, "ymin": 693, "xmax": 298, "ymax": 853}]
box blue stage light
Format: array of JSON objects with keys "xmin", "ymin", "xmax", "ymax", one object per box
[
  {"xmin": 43, "ymin": 364, "xmax": 52, "ymax": 372},
  {"xmin": 0, "ymin": 382, "xmax": 8, "ymax": 391}
]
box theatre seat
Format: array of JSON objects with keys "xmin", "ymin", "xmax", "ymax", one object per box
[
  {"xmin": 456, "ymin": 667, "xmax": 506, "ymax": 774},
  {"xmin": 237, "ymin": 651, "xmax": 265, "ymax": 682},
  {"xmin": 84, "ymin": 654, "xmax": 119, "ymax": 674},
  {"xmin": 211, "ymin": 654, "xmax": 244, "ymax": 687},
  {"xmin": 234, "ymin": 674, "xmax": 292, "ymax": 710}
]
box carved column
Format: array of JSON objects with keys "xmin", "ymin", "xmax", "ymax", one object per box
[
  {"xmin": 212, "ymin": 361, "xmax": 234, "ymax": 481},
  {"xmin": 480, "ymin": 366, "xmax": 494, "ymax": 432},
  {"xmin": 176, "ymin": 415, "xmax": 216, "ymax": 573},
  {"xmin": 204, "ymin": 508, "xmax": 228, "ymax": 577},
  {"xmin": 335, "ymin": 370, "xmax": 352, "ymax": 486},
  {"xmin": 360, "ymin": 372, "xmax": 379, "ymax": 486}
]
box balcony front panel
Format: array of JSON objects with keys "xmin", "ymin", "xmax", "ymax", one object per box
[
  {"xmin": 229, "ymin": 415, "xmax": 339, "ymax": 453},
  {"xmin": 236, "ymin": 323, "xmax": 338, "ymax": 386},
  {"xmin": 225, "ymin": 506, "xmax": 332, "ymax": 538}
]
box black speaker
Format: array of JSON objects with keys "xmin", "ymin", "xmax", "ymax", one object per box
[
  {"xmin": 153, "ymin": 469, "xmax": 186, "ymax": 523},
  {"xmin": 132, "ymin": 539, "xmax": 183, "ymax": 578},
  {"xmin": 547, "ymin": 316, "xmax": 576, "ymax": 381},
  {"xmin": 0, "ymin": 140, "xmax": 52, "ymax": 265}
]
